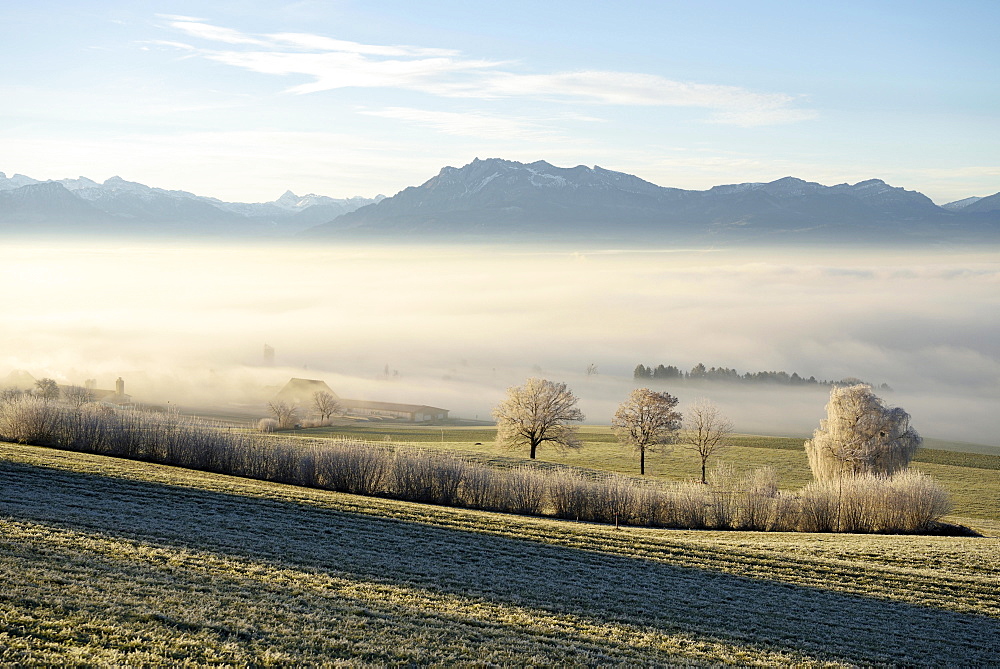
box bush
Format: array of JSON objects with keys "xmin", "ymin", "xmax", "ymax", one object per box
[
  {"xmin": 668, "ymin": 481, "xmax": 711, "ymax": 529},
  {"xmin": 460, "ymin": 464, "xmax": 505, "ymax": 511},
  {"xmin": 796, "ymin": 471, "xmax": 952, "ymax": 533},
  {"xmin": 497, "ymin": 466, "xmax": 547, "ymax": 516},
  {"xmin": 314, "ymin": 441, "xmax": 392, "ymax": 496}
]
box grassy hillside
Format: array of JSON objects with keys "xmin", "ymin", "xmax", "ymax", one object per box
[{"xmin": 1, "ymin": 442, "xmax": 998, "ymax": 665}]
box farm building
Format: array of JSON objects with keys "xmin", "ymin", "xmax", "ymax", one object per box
[
  {"xmin": 339, "ymin": 399, "xmax": 449, "ymax": 422},
  {"xmin": 82, "ymin": 377, "xmax": 132, "ymax": 405},
  {"xmin": 273, "ymin": 378, "xmax": 449, "ymax": 423}
]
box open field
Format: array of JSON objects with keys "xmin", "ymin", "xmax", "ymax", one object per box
[
  {"xmin": 1, "ymin": 442, "xmax": 998, "ymax": 665},
  {"xmin": 296, "ymin": 424, "xmax": 1000, "ymax": 524}
]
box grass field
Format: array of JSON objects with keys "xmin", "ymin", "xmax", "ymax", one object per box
[{"xmin": 1, "ymin": 441, "xmax": 998, "ymax": 665}]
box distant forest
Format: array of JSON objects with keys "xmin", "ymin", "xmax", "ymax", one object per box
[{"xmin": 633, "ymin": 363, "xmax": 890, "ymax": 390}]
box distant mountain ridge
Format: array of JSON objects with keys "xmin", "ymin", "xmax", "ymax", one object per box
[
  {"xmin": 2, "ymin": 162, "xmax": 997, "ymax": 243},
  {"xmin": 0, "ymin": 172, "xmax": 382, "ymax": 236},
  {"xmin": 309, "ymin": 158, "xmax": 1000, "ymax": 243}
]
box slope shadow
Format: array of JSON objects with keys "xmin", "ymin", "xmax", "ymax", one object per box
[{"xmin": 1, "ymin": 458, "xmax": 997, "ymax": 665}]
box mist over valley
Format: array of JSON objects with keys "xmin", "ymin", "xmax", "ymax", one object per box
[{"xmin": 4, "ymin": 240, "xmax": 997, "ymax": 446}]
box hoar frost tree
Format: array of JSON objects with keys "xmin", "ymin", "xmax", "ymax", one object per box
[
  {"xmin": 34, "ymin": 378, "xmax": 60, "ymax": 401},
  {"xmin": 805, "ymin": 384, "xmax": 921, "ymax": 481},
  {"xmin": 678, "ymin": 399, "xmax": 733, "ymax": 484},
  {"xmin": 62, "ymin": 385, "xmax": 94, "ymax": 411},
  {"xmin": 612, "ymin": 388, "xmax": 682, "ymax": 475},
  {"xmin": 267, "ymin": 401, "xmax": 299, "ymax": 430},
  {"xmin": 493, "ymin": 378, "xmax": 584, "ymax": 459},
  {"xmin": 312, "ymin": 391, "xmax": 340, "ymax": 424}
]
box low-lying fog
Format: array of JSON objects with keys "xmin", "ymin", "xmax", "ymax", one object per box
[{"xmin": 4, "ymin": 241, "xmax": 998, "ymax": 445}]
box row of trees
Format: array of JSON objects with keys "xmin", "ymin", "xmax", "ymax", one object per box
[
  {"xmin": 495, "ymin": 379, "xmax": 935, "ymax": 490},
  {"xmin": 633, "ymin": 363, "xmax": 890, "ymax": 391},
  {"xmin": 1, "ymin": 378, "xmax": 96, "ymax": 407},
  {"xmin": 494, "ymin": 379, "xmax": 731, "ymax": 482}
]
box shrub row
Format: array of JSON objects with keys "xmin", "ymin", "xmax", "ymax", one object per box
[{"xmin": 0, "ymin": 397, "xmax": 951, "ymax": 533}]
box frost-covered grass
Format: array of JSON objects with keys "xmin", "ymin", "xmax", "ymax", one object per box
[{"xmin": 1, "ymin": 442, "xmax": 998, "ymax": 666}]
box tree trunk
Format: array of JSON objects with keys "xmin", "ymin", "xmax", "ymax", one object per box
[
  {"xmin": 640, "ymin": 447, "xmax": 645, "ymax": 475},
  {"xmin": 701, "ymin": 459, "xmax": 707, "ymax": 484},
  {"xmin": 530, "ymin": 441, "xmax": 537, "ymax": 459}
]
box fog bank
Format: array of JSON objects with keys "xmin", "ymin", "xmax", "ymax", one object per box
[{"xmin": 3, "ymin": 241, "xmax": 997, "ymax": 445}]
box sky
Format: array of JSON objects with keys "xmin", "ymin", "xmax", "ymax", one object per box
[{"xmin": 2, "ymin": 1, "xmax": 999, "ymax": 203}]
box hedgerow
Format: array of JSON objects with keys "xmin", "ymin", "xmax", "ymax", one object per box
[{"xmin": 0, "ymin": 396, "xmax": 951, "ymax": 533}]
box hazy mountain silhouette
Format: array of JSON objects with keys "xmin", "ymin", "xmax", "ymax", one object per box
[
  {"xmin": 307, "ymin": 158, "xmax": 999, "ymax": 243},
  {"xmin": 1, "ymin": 163, "xmax": 996, "ymax": 243},
  {"xmin": 0, "ymin": 172, "xmax": 380, "ymax": 237}
]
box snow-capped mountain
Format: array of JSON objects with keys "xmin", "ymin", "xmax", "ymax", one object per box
[
  {"xmin": 2, "ymin": 163, "xmax": 997, "ymax": 243},
  {"xmin": 941, "ymin": 196, "xmax": 983, "ymax": 210},
  {"xmin": 308, "ymin": 158, "xmax": 997, "ymax": 243},
  {"xmin": 957, "ymin": 192, "xmax": 1000, "ymax": 214},
  {"xmin": 0, "ymin": 171, "xmax": 380, "ymax": 236}
]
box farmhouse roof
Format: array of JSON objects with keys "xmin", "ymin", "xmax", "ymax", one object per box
[
  {"xmin": 275, "ymin": 378, "xmax": 339, "ymax": 400},
  {"xmin": 1, "ymin": 369, "xmax": 37, "ymax": 390}
]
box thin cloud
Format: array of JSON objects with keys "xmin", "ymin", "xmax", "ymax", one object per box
[
  {"xmin": 267, "ymin": 32, "xmax": 461, "ymax": 58},
  {"xmin": 168, "ymin": 20, "xmax": 271, "ymax": 46},
  {"xmin": 160, "ymin": 19, "xmax": 815, "ymax": 126}
]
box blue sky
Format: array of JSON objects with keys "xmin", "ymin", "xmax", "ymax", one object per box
[{"xmin": 3, "ymin": 1, "xmax": 998, "ymax": 203}]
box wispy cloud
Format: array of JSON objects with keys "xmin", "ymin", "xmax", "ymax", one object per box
[{"xmin": 159, "ymin": 18, "xmax": 815, "ymax": 126}]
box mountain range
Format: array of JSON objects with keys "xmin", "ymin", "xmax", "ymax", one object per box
[
  {"xmin": 309, "ymin": 158, "xmax": 1000, "ymax": 243},
  {"xmin": 0, "ymin": 172, "xmax": 382, "ymax": 236},
  {"xmin": 3, "ymin": 160, "xmax": 998, "ymax": 243}
]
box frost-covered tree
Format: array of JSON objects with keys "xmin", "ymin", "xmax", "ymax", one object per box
[
  {"xmin": 612, "ymin": 388, "xmax": 681, "ymax": 475},
  {"xmin": 267, "ymin": 401, "xmax": 299, "ymax": 430},
  {"xmin": 678, "ymin": 399, "xmax": 733, "ymax": 484},
  {"xmin": 62, "ymin": 385, "xmax": 94, "ymax": 411},
  {"xmin": 804, "ymin": 384, "xmax": 921, "ymax": 481},
  {"xmin": 34, "ymin": 378, "xmax": 60, "ymax": 401},
  {"xmin": 312, "ymin": 391, "xmax": 340, "ymax": 424},
  {"xmin": 493, "ymin": 378, "xmax": 584, "ymax": 459}
]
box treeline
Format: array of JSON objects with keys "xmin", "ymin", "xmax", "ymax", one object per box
[
  {"xmin": 633, "ymin": 363, "xmax": 890, "ymax": 390},
  {"xmin": 0, "ymin": 395, "xmax": 948, "ymax": 533}
]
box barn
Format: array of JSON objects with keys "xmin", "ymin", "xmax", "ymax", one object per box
[{"xmin": 273, "ymin": 378, "xmax": 449, "ymax": 423}]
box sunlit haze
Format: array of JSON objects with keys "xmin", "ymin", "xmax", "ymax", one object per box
[{"xmin": 4, "ymin": 242, "xmax": 997, "ymax": 445}]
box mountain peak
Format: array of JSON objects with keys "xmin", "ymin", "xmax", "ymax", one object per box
[{"xmin": 942, "ymin": 196, "xmax": 983, "ymax": 211}]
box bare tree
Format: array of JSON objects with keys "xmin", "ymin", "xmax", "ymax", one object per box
[
  {"xmin": 62, "ymin": 385, "xmax": 95, "ymax": 411},
  {"xmin": 612, "ymin": 388, "xmax": 681, "ymax": 475},
  {"xmin": 493, "ymin": 378, "xmax": 584, "ymax": 459},
  {"xmin": 804, "ymin": 384, "xmax": 921, "ymax": 481},
  {"xmin": 678, "ymin": 399, "xmax": 733, "ymax": 484},
  {"xmin": 267, "ymin": 401, "xmax": 299, "ymax": 430},
  {"xmin": 312, "ymin": 391, "xmax": 340, "ymax": 424},
  {"xmin": 34, "ymin": 378, "xmax": 60, "ymax": 401}
]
